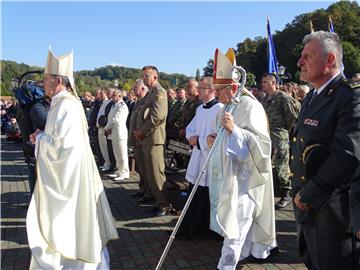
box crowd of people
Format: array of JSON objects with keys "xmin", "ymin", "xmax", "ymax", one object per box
[
  {"xmin": 1, "ymin": 98, "xmax": 21, "ymax": 142},
  {"xmin": 3, "ymin": 30, "xmax": 360, "ymax": 269}
]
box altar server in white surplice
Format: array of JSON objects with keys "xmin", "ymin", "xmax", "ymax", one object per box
[
  {"xmin": 104, "ymin": 89, "xmax": 130, "ymax": 181},
  {"xmin": 178, "ymin": 76, "xmax": 224, "ymax": 239},
  {"xmin": 27, "ymin": 48, "xmax": 119, "ymax": 270},
  {"xmin": 207, "ymin": 48, "xmax": 277, "ymax": 270}
]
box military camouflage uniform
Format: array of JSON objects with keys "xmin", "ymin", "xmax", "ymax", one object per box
[
  {"xmin": 167, "ymin": 98, "xmax": 186, "ymax": 129},
  {"xmin": 167, "ymin": 99, "xmax": 177, "ymax": 121},
  {"xmin": 261, "ymin": 90, "xmax": 299, "ymax": 191},
  {"xmin": 179, "ymin": 96, "xmax": 202, "ymax": 131},
  {"xmin": 166, "ymin": 98, "xmax": 186, "ymax": 142}
]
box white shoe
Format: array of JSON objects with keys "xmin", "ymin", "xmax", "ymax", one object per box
[
  {"xmin": 114, "ymin": 176, "xmax": 127, "ymax": 182},
  {"xmin": 100, "ymin": 166, "xmax": 110, "ymax": 171},
  {"xmin": 108, "ymin": 174, "xmax": 118, "ymax": 178}
]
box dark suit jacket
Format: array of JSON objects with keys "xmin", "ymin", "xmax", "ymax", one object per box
[
  {"xmin": 290, "ymin": 74, "xmax": 360, "ymax": 229},
  {"xmin": 89, "ymin": 100, "xmax": 102, "ymax": 128},
  {"xmin": 351, "ymin": 167, "xmax": 360, "ymax": 233}
]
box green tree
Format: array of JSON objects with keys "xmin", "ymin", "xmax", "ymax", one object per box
[
  {"xmin": 234, "ymin": 1, "xmax": 360, "ymax": 82},
  {"xmin": 203, "ymin": 59, "xmax": 214, "ymax": 76},
  {"xmin": 342, "ymin": 41, "xmax": 360, "ymax": 78},
  {"xmin": 195, "ymin": 69, "xmax": 201, "ymax": 81},
  {"xmin": 0, "ymin": 82, "xmax": 12, "ymax": 96}
]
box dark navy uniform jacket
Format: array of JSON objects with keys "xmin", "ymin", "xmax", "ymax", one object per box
[{"xmin": 290, "ymin": 74, "xmax": 360, "ymax": 229}]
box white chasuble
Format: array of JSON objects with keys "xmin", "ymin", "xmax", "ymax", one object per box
[
  {"xmin": 209, "ymin": 95, "xmax": 277, "ymax": 251},
  {"xmin": 27, "ymin": 91, "xmax": 118, "ymax": 269}
]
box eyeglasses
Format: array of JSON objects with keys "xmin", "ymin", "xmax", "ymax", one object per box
[{"xmin": 143, "ymin": 74, "xmax": 152, "ymax": 78}]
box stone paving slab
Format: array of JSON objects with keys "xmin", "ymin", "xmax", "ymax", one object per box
[{"xmin": 1, "ymin": 137, "xmax": 305, "ymax": 269}]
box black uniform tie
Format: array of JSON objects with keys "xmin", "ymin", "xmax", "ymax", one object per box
[{"xmin": 308, "ymin": 91, "xmax": 318, "ymax": 105}]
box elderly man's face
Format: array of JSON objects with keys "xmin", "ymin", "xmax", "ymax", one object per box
[
  {"xmin": 297, "ymin": 39, "xmax": 327, "ymax": 86},
  {"xmin": 134, "ymin": 85, "xmax": 142, "ymax": 98},
  {"xmin": 43, "ymin": 74, "xmax": 58, "ymax": 97},
  {"xmin": 100, "ymin": 90, "xmax": 107, "ymax": 100},
  {"xmin": 215, "ymin": 85, "xmax": 233, "ymax": 105},
  {"xmin": 112, "ymin": 91, "xmax": 121, "ymax": 102}
]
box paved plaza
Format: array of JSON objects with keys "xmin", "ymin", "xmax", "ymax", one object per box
[{"xmin": 1, "ymin": 137, "xmax": 306, "ymax": 269}]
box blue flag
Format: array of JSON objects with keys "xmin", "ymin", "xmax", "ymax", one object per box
[
  {"xmin": 267, "ymin": 18, "xmax": 278, "ymax": 80},
  {"xmin": 329, "ymin": 16, "xmax": 335, "ymax": 33},
  {"xmin": 328, "ymin": 15, "xmax": 344, "ymax": 73}
]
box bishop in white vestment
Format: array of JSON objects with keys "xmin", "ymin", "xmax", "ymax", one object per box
[
  {"xmin": 208, "ymin": 48, "xmax": 277, "ymax": 270},
  {"xmin": 27, "ymin": 48, "xmax": 119, "ymax": 270}
]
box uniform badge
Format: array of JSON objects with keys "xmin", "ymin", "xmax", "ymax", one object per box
[
  {"xmin": 304, "ymin": 118, "xmax": 319, "ymax": 126},
  {"xmin": 143, "ymin": 107, "xmax": 150, "ymax": 120}
]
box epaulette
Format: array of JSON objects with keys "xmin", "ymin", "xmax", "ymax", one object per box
[
  {"xmin": 326, "ymin": 78, "xmax": 349, "ymax": 96},
  {"xmin": 342, "ymin": 79, "xmax": 360, "ymax": 90}
]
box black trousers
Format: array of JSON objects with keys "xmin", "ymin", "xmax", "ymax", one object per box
[
  {"xmin": 295, "ymin": 189, "xmax": 360, "ymax": 270},
  {"xmin": 106, "ymin": 139, "xmax": 117, "ymax": 170},
  {"xmin": 178, "ymin": 184, "xmax": 210, "ymax": 239},
  {"xmin": 90, "ymin": 128, "xmax": 103, "ymax": 164},
  {"xmin": 297, "ymin": 223, "xmax": 360, "ymax": 270}
]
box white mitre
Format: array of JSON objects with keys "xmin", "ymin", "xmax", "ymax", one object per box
[
  {"xmin": 45, "ymin": 46, "xmax": 78, "ymax": 97},
  {"xmin": 213, "ymin": 48, "xmax": 253, "ymax": 98},
  {"xmin": 213, "ymin": 48, "xmax": 236, "ymax": 87}
]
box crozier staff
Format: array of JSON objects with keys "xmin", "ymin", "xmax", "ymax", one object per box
[{"xmin": 208, "ymin": 48, "xmax": 277, "ymax": 270}]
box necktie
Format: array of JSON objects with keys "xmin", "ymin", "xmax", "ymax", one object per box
[{"xmin": 308, "ymin": 91, "xmax": 318, "ymax": 105}]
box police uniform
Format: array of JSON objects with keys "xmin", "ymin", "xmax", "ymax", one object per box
[
  {"xmin": 290, "ymin": 74, "xmax": 360, "ymax": 270},
  {"xmin": 351, "ymin": 166, "xmax": 360, "ymax": 242},
  {"xmin": 136, "ymin": 82, "xmax": 171, "ymax": 212}
]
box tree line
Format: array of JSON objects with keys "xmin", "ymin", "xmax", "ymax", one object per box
[
  {"xmin": 207, "ymin": 1, "xmax": 360, "ymax": 84},
  {"xmin": 2, "ymin": 1, "xmax": 359, "ymax": 96}
]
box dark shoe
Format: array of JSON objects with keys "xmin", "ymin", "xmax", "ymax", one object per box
[
  {"xmin": 137, "ymin": 197, "xmax": 154, "ymax": 204},
  {"xmin": 246, "ymin": 247, "xmax": 279, "ymax": 263},
  {"xmin": 275, "ymin": 196, "xmax": 291, "ymax": 210},
  {"xmin": 154, "ymin": 209, "xmax": 170, "ymax": 217},
  {"xmin": 131, "ymin": 191, "xmax": 145, "ymax": 197}
]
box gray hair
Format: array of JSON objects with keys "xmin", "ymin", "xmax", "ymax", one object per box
[
  {"xmin": 135, "ymin": 79, "xmax": 148, "ymax": 91},
  {"xmin": 303, "ymin": 31, "xmax": 343, "ymax": 68}
]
